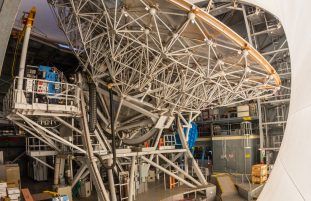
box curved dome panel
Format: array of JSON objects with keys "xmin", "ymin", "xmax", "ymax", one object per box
[{"xmin": 240, "ymin": 0, "xmax": 311, "ymax": 200}]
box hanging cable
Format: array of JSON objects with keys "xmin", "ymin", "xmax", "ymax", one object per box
[
  {"xmin": 88, "ymin": 82, "xmax": 97, "ymax": 133},
  {"xmin": 11, "ymin": 32, "xmax": 23, "ymax": 78}
]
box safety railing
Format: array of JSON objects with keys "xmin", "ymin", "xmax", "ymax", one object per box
[
  {"xmin": 276, "ymin": 61, "xmax": 291, "ymax": 75},
  {"xmin": 3, "ymin": 83, "xmax": 14, "ymax": 115},
  {"xmin": 266, "ymin": 19, "xmax": 281, "ymax": 30},
  {"xmin": 26, "ymin": 136, "xmax": 57, "ymax": 156},
  {"xmin": 3, "ymin": 77, "xmax": 81, "ymax": 115},
  {"xmin": 159, "ymin": 134, "xmax": 176, "ymax": 150},
  {"xmin": 72, "ymin": 132, "xmax": 104, "ymax": 154},
  {"xmin": 271, "ymin": 135, "xmax": 283, "ymax": 148},
  {"xmin": 117, "ymin": 172, "xmax": 129, "ymax": 201},
  {"xmin": 246, "ymin": 6, "xmax": 261, "ymax": 16}
]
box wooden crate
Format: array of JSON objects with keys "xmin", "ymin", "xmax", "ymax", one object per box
[
  {"xmin": 252, "ymin": 164, "xmax": 268, "ymax": 177},
  {"xmin": 252, "ymin": 175, "xmax": 267, "ymax": 184}
]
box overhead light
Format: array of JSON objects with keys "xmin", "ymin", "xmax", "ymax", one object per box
[{"xmin": 57, "ymin": 43, "xmax": 79, "ymax": 51}]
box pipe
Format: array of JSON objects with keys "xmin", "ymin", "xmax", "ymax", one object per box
[
  {"xmin": 128, "ymin": 156, "xmax": 136, "ymax": 201},
  {"xmin": 17, "ymin": 7, "xmax": 36, "ymax": 91},
  {"xmin": 54, "ymin": 156, "xmax": 61, "ymax": 185},
  {"xmin": 107, "ymin": 158, "xmax": 117, "ymax": 201},
  {"xmin": 242, "ymin": 4, "xmax": 253, "ymax": 47},
  {"xmin": 257, "ymin": 99, "xmax": 265, "ymax": 162}
]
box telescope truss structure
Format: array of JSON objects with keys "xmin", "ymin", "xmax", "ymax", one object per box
[
  {"xmin": 4, "ymin": 0, "xmax": 282, "ymax": 200},
  {"xmin": 50, "ymin": 0, "xmax": 280, "ymax": 112}
]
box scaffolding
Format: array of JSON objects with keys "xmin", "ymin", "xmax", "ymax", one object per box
[{"xmin": 237, "ymin": 3, "xmax": 291, "ymax": 164}]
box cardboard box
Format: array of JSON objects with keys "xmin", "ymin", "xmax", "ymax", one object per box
[
  {"xmin": 0, "ymin": 164, "xmax": 20, "ymax": 187},
  {"xmin": 7, "ymin": 187, "xmax": 20, "ymax": 195},
  {"xmin": 0, "ymin": 182, "xmax": 6, "ymax": 188},
  {"xmin": 252, "ymin": 175, "xmax": 267, "ymax": 184},
  {"xmin": 0, "ymin": 151, "xmax": 3, "ymax": 165},
  {"xmin": 0, "ymin": 191, "xmax": 7, "ymax": 198},
  {"xmin": 57, "ymin": 186, "xmax": 72, "ymax": 201},
  {"xmin": 6, "ymin": 165, "xmax": 20, "ymax": 186},
  {"xmin": 1, "ymin": 197, "xmax": 10, "ymax": 201},
  {"xmin": 252, "ymin": 164, "xmax": 268, "ymax": 177},
  {"xmin": 7, "ymin": 183, "xmax": 18, "ymax": 188},
  {"xmin": 0, "ymin": 166, "xmax": 5, "ymax": 181},
  {"xmin": 237, "ymin": 105, "xmax": 250, "ymax": 117},
  {"xmin": 8, "ymin": 193, "xmax": 20, "ymax": 199}
]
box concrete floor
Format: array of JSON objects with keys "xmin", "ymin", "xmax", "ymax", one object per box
[
  {"xmin": 135, "ymin": 181, "xmax": 215, "ymax": 201},
  {"xmin": 21, "ymin": 177, "xmax": 53, "ymax": 194},
  {"xmin": 21, "ymin": 176, "xmax": 261, "ymax": 201},
  {"xmin": 75, "ymin": 193, "xmax": 98, "ymax": 201},
  {"xmin": 21, "ymin": 177, "xmax": 215, "ymax": 201},
  {"xmin": 221, "ymin": 195, "xmax": 246, "ymax": 201},
  {"xmin": 21, "ymin": 177, "xmax": 98, "ymax": 201}
]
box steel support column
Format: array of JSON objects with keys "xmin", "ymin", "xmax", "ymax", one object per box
[
  {"xmin": 128, "ymin": 156, "xmax": 136, "ymax": 201},
  {"xmin": 257, "ymin": 99, "xmax": 265, "ymax": 162},
  {"xmin": 108, "ymin": 158, "xmax": 117, "ymax": 201}
]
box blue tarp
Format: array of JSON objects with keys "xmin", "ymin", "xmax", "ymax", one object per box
[{"xmin": 175, "ymin": 122, "xmax": 198, "ymax": 149}]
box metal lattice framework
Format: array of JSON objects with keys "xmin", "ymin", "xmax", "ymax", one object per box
[
  {"xmin": 3, "ymin": 1, "xmax": 283, "ymax": 201},
  {"xmin": 50, "ymin": 0, "xmax": 281, "ymax": 113}
]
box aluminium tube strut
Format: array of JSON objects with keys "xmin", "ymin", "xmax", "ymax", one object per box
[{"xmin": 17, "ymin": 7, "xmax": 36, "ymax": 91}]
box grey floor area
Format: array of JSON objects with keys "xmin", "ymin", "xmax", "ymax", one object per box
[
  {"xmin": 21, "ymin": 177, "xmax": 213, "ymax": 201},
  {"xmin": 21, "ymin": 177, "xmax": 98, "ymax": 201},
  {"xmin": 21, "ymin": 177, "xmax": 260, "ymax": 201}
]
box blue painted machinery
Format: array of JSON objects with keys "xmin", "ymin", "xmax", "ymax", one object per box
[
  {"xmin": 25, "ymin": 65, "xmax": 63, "ymax": 104},
  {"xmin": 175, "ymin": 122, "xmax": 199, "ymax": 149},
  {"xmin": 38, "ymin": 65, "xmax": 61, "ymax": 95}
]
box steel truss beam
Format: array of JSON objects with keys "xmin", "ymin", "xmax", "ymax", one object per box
[{"xmin": 50, "ymin": 0, "xmax": 280, "ymax": 113}]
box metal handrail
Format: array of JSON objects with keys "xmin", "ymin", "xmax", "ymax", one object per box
[
  {"xmin": 26, "ymin": 137, "xmax": 54, "ymax": 154},
  {"xmin": 3, "ymin": 77, "xmax": 81, "ymax": 114}
]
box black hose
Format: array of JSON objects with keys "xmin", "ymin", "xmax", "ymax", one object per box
[
  {"xmin": 100, "ymin": 86, "xmax": 116, "ymax": 169},
  {"xmin": 88, "ymin": 83, "xmax": 116, "ymax": 169},
  {"xmin": 88, "ymin": 83, "xmax": 97, "ymax": 133}
]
